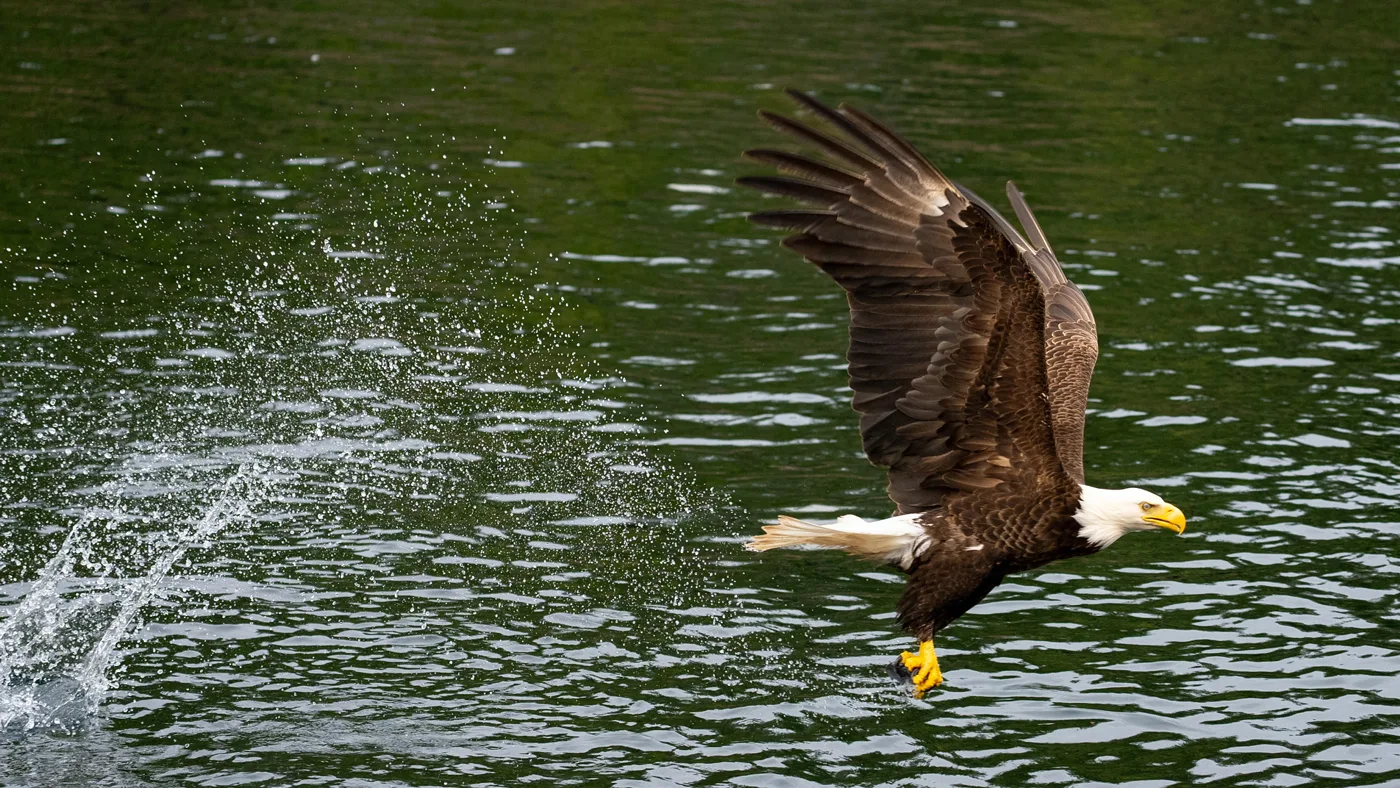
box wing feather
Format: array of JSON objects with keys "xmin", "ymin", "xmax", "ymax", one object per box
[
  {"xmin": 1007, "ymin": 181, "xmax": 1054, "ymax": 256},
  {"xmin": 742, "ymin": 149, "xmax": 862, "ymax": 189}
]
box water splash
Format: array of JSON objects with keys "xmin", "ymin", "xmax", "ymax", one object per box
[{"xmin": 0, "ymin": 463, "xmax": 269, "ymax": 733}]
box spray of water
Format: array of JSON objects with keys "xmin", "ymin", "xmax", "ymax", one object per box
[{"xmin": 0, "ymin": 463, "xmax": 268, "ymax": 732}]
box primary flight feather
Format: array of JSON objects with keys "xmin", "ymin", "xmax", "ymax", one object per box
[{"xmin": 740, "ymin": 90, "xmax": 1187, "ymax": 696}]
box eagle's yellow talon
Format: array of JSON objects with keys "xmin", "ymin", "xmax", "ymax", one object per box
[
  {"xmin": 914, "ymin": 666, "xmax": 943, "ymax": 691},
  {"xmin": 903, "ymin": 639, "xmax": 942, "ymax": 697},
  {"xmin": 900, "ymin": 650, "xmax": 921, "ymax": 672}
]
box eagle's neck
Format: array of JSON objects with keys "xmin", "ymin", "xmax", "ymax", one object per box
[{"xmin": 1073, "ymin": 484, "xmax": 1131, "ymax": 548}]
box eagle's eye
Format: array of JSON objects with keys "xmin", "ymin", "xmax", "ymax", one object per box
[{"xmin": 1139, "ymin": 502, "xmax": 1152, "ymax": 511}]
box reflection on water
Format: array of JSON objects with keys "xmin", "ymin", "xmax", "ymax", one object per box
[{"xmin": 2, "ymin": 0, "xmax": 1400, "ymax": 785}]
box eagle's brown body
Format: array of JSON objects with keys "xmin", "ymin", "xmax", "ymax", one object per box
[
  {"xmin": 740, "ymin": 91, "xmax": 1122, "ymax": 675},
  {"xmin": 899, "ymin": 500, "xmax": 1096, "ymax": 641}
]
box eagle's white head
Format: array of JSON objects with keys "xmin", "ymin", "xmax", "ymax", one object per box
[{"xmin": 1075, "ymin": 485, "xmax": 1187, "ymax": 548}]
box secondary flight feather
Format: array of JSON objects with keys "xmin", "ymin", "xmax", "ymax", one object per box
[{"xmin": 740, "ymin": 90, "xmax": 1187, "ymax": 696}]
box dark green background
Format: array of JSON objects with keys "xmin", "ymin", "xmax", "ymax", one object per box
[{"xmin": 2, "ymin": 1, "xmax": 1398, "ymax": 785}]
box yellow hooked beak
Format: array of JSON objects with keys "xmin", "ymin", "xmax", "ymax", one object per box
[{"xmin": 1143, "ymin": 503, "xmax": 1187, "ymax": 534}]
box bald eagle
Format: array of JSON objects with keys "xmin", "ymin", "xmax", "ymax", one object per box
[{"xmin": 740, "ymin": 90, "xmax": 1187, "ymax": 696}]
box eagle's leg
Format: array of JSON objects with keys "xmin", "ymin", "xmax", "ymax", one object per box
[{"xmin": 898, "ymin": 640, "xmax": 943, "ymax": 697}]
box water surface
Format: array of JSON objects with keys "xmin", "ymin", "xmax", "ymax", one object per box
[{"xmin": 2, "ymin": 1, "xmax": 1399, "ymax": 785}]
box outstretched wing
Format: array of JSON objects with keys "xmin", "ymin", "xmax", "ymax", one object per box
[
  {"xmin": 738, "ymin": 90, "xmax": 1078, "ymax": 516},
  {"xmin": 957, "ymin": 182, "xmax": 1099, "ymax": 483}
]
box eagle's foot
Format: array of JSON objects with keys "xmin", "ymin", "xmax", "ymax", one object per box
[{"xmin": 899, "ymin": 640, "xmax": 943, "ymax": 697}]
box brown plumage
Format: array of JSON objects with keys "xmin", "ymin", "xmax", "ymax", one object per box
[{"xmin": 738, "ymin": 90, "xmax": 1177, "ymax": 692}]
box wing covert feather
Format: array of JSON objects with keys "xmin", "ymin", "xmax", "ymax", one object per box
[
  {"xmin": 1004, "ymin": 182, "xmax": 1099, "ymax": 483},
  {"xmin": 953, "ymin": 180, "xmax": 1100, "ymax": 483}
]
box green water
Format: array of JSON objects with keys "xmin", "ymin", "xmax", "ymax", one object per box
[{"xmin": 2, "ymin": 1, "xmax": 1398, "ymax": 785}]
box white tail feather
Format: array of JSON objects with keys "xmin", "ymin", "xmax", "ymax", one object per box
[{"xmin": 745, "ymin": 513, "xmax": 927, "ymax": 568}]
